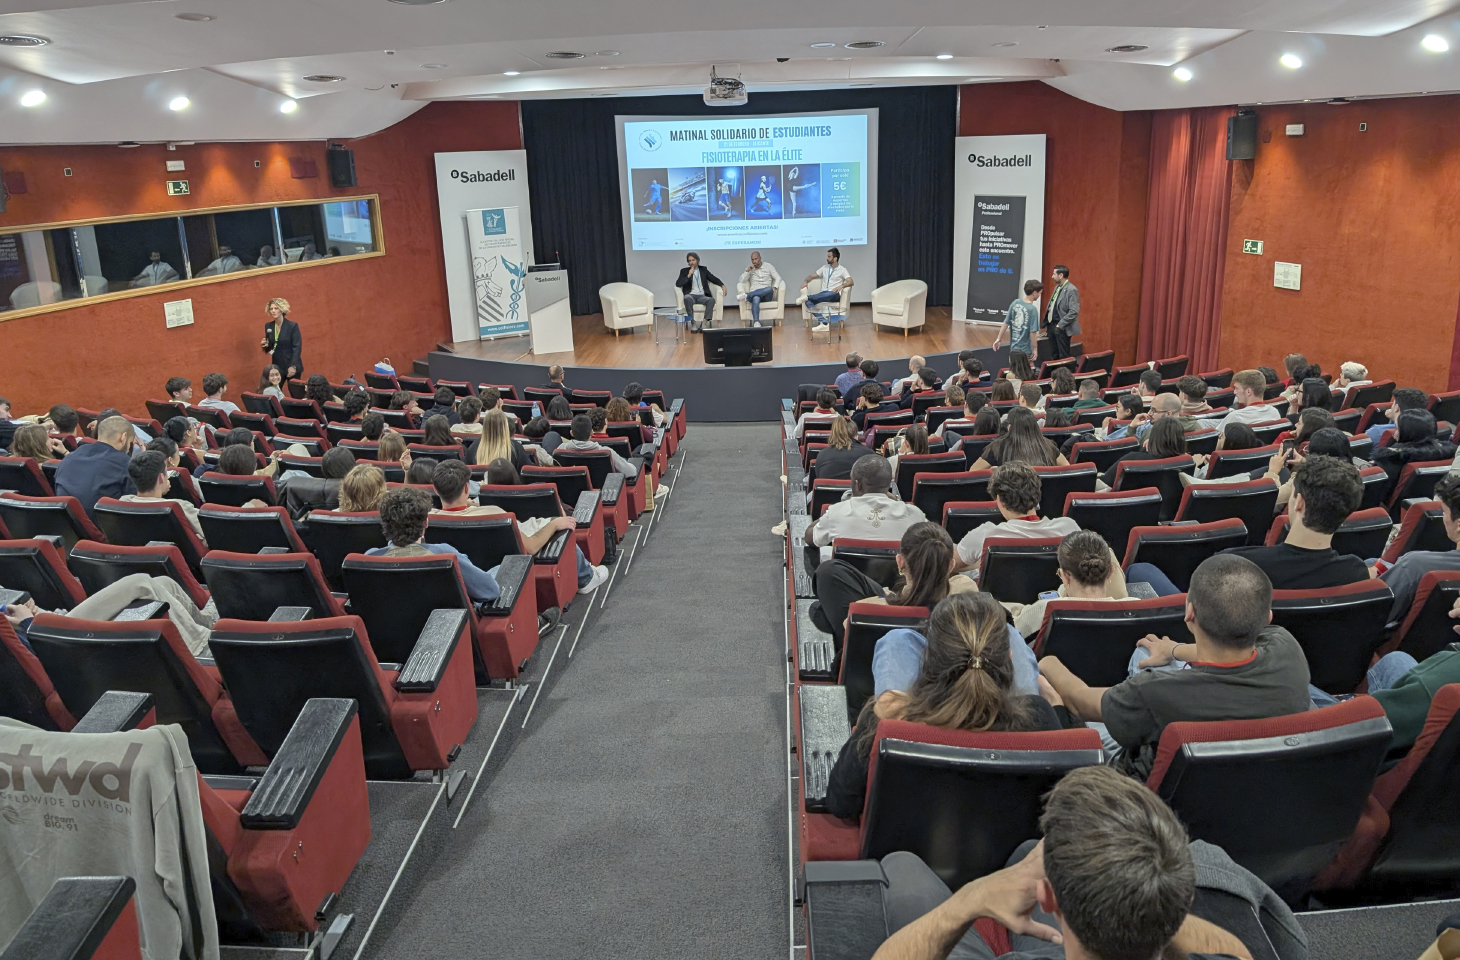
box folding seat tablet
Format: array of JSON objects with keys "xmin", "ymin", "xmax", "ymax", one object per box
[
  {"xmin": 1035, "ymin": 596, "xmax": 1191, "ymax": 687},
  {"xmin": 978, "ymin": 537, "xmax": 1063, "ymax": 604},
  {"xmin": 93, "ymin": 496, "xmax": 207, "ymax": 576},
  {"xmin": 893, "ymin": 451, "xmax": 965, "ymax": 503},
  {"xmin": 0, "ymin": 614, "xmax": 75, "ymax": 730},
  {"xmin": 200, "ymin": 551, "xmax": 346, "ymax": 621},
  {"xmin": 558, "ymin": 448, "xmax": 646, "ymax": 520},
  {"xmin": 211, "ymin": 613, "xmax": 477, "ymax": 779},
  {"xmin": 198, "ymin": 504, "xmax": 308, "ymax": 555},
  {"xmin": 1063, "ymin": 488, "xmax": 1164, "ymax": 562},
  {"xmin": 1147, "ymin": 697, "xmax": 1390, "ymax": 900},
  {"xmin": 1391, "ymin": 572, "xmax": 1460, "ymax": 662},
  {"xmin": 68, "ymin": 541, "xmax": 210, "ymax": 610},
  {"xmin": 0, "ymin": 493, "xmax": 105, "ymax": 554},
  {"xmin": 840, "ymin": 603, "xmax": 928, "ymax": 719},
  {"xmin": 199, "ymin": 473, "xmax": 277, "ymax": 508},
  {"xmin": 2, "ymin": 875, "xmax": 143, "ymax": 960},
  {"xmin": 25, "ymin": 613, "xmax": 267, "ymax": 773},
  {"xmin": 0, "ymin": 456, "xmax": 55, "ymax": 496},
  {"xmin": 1114, "ymin": 455, "xmax": 1196, "ymax": 521},
  {"xmin": 1272, "ymin": 581, "xmax": 1395, "ymax": 694},
  {"xmin": 519, "ymin": 465, "xmax": 612, "ymax": 563},
  {"xmin": 0, "ymin": 538, "xmax": 87, "ymax": 610}
]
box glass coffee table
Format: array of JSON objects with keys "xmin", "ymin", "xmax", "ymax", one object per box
[{"xmin": 653, "ymin": 307, "xmax": 691, "ymax": 343}]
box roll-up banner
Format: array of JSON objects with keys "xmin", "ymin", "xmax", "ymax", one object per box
[
  {"xmin": 465, "ymin": 206, "xmax": 529, "ymax": 339},
  {"xmin": 435, "ymin": 150, "xmax": 534, "ymax": 341},
  {"xmin": 952, "ymin": 135, "xmax": 1046, "ymax": 324}
]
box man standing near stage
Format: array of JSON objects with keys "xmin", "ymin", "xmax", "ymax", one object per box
[
  {"xmin": 676, "ymin": 252, "xmax": 723, "ymax": 332},
  {"xmin": 1043, "ymin": 264, "xmax": 1080, "ymax": 360},
  {"xmin": 799, "ymin": 247, "xmax": 854, "ymax": 333},
  {"xmin": 737, "ymin": 251, "xmax": 782, "ymax": 327}
]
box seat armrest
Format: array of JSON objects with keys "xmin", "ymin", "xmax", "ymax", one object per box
[
  {"xmin": 73, "ymin": 691, "xmax": 155, "ymax": 733},
  {"xmin": 600, "ymin": 473, "xmax": 624, "ymax": 506},
  {"xmin": 799, "ymin": 685, "xmax": 851, "ymax": 812},
  {"xmin": 0, "ymin": 588, "xmax": 30, "ymax": 607},
  {"xmin": 269, "ymin": 606, "xmax": 313, "ymax": 622},
  {"xmin": 573, "ymin": 490, "xmax": 601, "ymax": 526},
  {"xmin": 479, "ymin": 554, "xmax": 532, "ymax": 617},
  {"xmin": 625, "ymin": 457, "xmax": 645, "ymax": 483},
  {"xmin": 0, "ymin": 876, "xmax": 139, "ymax": 960},
  {"xmin": 790, "ymin": 516, "xmax": 814, "ymax": 598},
  {"xmin": 240, "ymin": 698, "xmax": 359, "ymax": 830},
  {"xmin": 670, "ymin": 399, "xmax": 684, "ymax": 418},
  {"xmin": 804, "ymin": 862, "xmax": 890, "ymax": 960},
  {"xmin": 395, "ymin": 609, "xmax": 470, "ymax": 692},
  {"xmin": 258, "ymin": 546, "xmax": 291, "ymax": 554},
  {"xmin": 112, "ymin": 600, "xmax": 167, "ymax": 622},
  {"xmin": 35, "ymin": 534, "xmax": 64, "ymax": 550},
  {"xmin": 536, "ymin": 528, "xmax": 569, "ymax": 563},
  {"xmin": 145, "ymin": 540, "xmax": 172, "ymax": 548}
]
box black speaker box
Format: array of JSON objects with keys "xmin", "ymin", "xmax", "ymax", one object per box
[
  {"xmin": 1227, "ymin": 113, "xmax": 1257, "ymax": 161},
  {"xmin": 327, "ymin": 147, "xmax": 356, "ymax": 187}
]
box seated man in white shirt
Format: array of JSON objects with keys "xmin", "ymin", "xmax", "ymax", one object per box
[
  {"xmin": 736, "ymin": 251, "xmax": 782, "ymax": 327},
  {"xmin": 805, "ymin": 454, "xmax": 925, "ymax": 562},
  {"xmin": 120, "ymin": 450, "xmax": 206, "ymax": 545},
  {"xmin": 955, "ymin": 461, "xmax": 1079, "ymax": 578},
  {"xmin": 799, "ymin": 247, "xmax": 854, "ymax": 333},
  {"xmin": 793, "ymin": 387, "xmax": 841, "ymax": 441},
  {"xmin": 196, "ymin": 372, "xmax": 241, "ymax": 415},
  {"xmin": 1209, "ymin": 368, "xmax": 1281, "ymax": 438},
  {"xmin": 196, "ymin": 245, "xmax": 242, "ymax": 276},
  {"xmin": 131, "ymin": 251, "xmax": 180, "ymax": 287}
]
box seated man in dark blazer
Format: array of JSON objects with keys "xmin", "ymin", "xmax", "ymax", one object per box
[
  {"xmin": 55, "ymin": 415, "xmax": 137, "ymax": 517},
  {"xmin": 675, "ymin": 252, "xmax": 723, "ymax": 328},
  {"xmin": 540, "ymin": 364, "xmax": 570, "ymax": 394}
]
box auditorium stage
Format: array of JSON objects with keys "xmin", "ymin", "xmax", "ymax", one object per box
[{"xmin": 426, "ymin": 306, "xmax": 1012, "ymax": 421}]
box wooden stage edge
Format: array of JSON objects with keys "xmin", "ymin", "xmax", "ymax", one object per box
[{"xmin": 446, "ymin": 305, "xmax": 1002, "ymax": 371}]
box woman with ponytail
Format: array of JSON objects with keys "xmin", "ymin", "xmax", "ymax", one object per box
[
  {"xmin": 1009, "ymin": 530, "xmax": 1132, "ymax": 638},
  {"xmin": 823, "ymin": 591, "xmax": 1059, "ymax": 820}
]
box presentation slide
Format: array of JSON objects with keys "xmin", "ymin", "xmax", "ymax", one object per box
[{"xmin": 615, "ymin": 109, "xmax": 878, "ymax": 305}]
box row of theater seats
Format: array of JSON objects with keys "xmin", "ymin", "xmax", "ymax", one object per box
[{"xmin": 779, "ymin": 396, "xmax": 1460, "ymax": 937}]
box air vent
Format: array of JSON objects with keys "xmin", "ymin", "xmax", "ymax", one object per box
[
  {"xmin": 0, "ymin": 35, "xmax": 50, "ymax": 47},
  {"xmin": 1105, "ymin": 44, "xmax": 1150, "ymax": 53},
  {"xmin": 420, "ymin": 63, "xmax": 448, "ymax": 69},
  {"xmin": 845, "ymin": 41, "xmax": 884, "ymax": 49},
  {"xmin": 545, "ymin": 51, "xmax": 585, "ymax": 59},
  {"xmin": 387, "ymin": 0, "xmax": 450, "ymax": 4},
  {"xmin": 991, "ymin": 41, "xmax": 1018, "ymax": 48},
  {"xmin": 174, "ymin": 13, "xmax": 214, "ymax": 21},
  {"xmin": 303, "ymin": 74, "xmax": 346, "ymax": 82},
  {"xmin": 117, "ymin": 141, "xmax": 141, "ymax": 148},
  {"xmin": 1327, "ymin": 97, "xmax": 1351, "ymax": 104}
]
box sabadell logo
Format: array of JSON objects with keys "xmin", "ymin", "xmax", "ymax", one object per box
[{"xmin": 451, "ymin": 169, "xmax": 516, "ymax": 182}]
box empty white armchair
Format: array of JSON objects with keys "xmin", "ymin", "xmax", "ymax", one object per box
[
  {"xmin": 599, "ymin": 282, "xmax": 655, "ymax": 336},
  {"xmin": 871, "ymin": 279, "xmax": 928, "ymax": 336},
  {"xmin": 798, "ymin": 278, "xmax": 852, "ymax": 328},
  {"xmin": 8, "ymin": 281, "xmax": 63, "ymax": 310},
  {"xmin": 675, "ymin": 282, "xmax": 725, "ymax": 327},
  {"xmin": 736, "ymin": 278, "xmax": 785, "ymax": 326}
]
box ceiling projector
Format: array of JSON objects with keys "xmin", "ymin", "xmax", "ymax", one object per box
[{"xmin": 704, "ymin": 67, "xmax": 747, "ymax": 106}]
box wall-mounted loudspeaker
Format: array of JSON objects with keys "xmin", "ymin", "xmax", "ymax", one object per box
[
  {"xmin": 327, "ymin": 147, "xmax": 356, "ymax": 187},
  {"xmin": 1227, "ymin": 113, "xmax": 1258, "ymax": 161}
]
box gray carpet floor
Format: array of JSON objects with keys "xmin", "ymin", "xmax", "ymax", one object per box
[{"xmin": 371, "ymin": 423, "xmax": 791, "ymax": 959}]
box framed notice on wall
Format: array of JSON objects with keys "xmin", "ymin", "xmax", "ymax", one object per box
[{"xmin": 952, "ymin": 135, "xmax": 1046, "ymax": 323}]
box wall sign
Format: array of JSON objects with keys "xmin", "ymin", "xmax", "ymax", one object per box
[
  {"xmin": 164, "ymin": 298, "xmax": 194, "ymax": 328},
  {"xmin": 1273, "ymin": 262, "xmax": 1302, "ymax": 290},
  {"xmin": 166, "ymin": 180, "xmax": 189, "ymax": 196},
  {"xmin": 1242, "ymin": 239, "xmax": 1263, "ymax": 255},
  {"xmin": 952, "ymin": 135, "xmax": 1046, "ymax": 323}
]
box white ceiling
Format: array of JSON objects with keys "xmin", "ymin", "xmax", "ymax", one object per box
[{"xmin": 2, "ymin": 0, "xmax": 1460, "ymax": 144}]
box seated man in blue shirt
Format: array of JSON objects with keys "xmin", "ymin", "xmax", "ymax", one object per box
[{"xmin": 365, "ymin": 486, "xmax": 501, "ymax": 603}]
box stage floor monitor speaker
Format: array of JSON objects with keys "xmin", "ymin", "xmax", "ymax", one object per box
[
  {"xmin": 327, "ymin": 147, "xmax": 357, "ymax": 187},
  {"xmin": 702, "ymin": 327, "xmax": 773, "ymax": 367},
  {"xmin": 1227, "ymin": 113, "xmax": 1257, "ymax": 160}
]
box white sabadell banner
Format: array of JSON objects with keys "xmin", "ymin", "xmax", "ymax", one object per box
[
  {"xmin": 435, "ymin": 151, "xmax": 534, "ymax": 342},
  {"xmin": 466, "ymin": 206, "xmax": 529, "ymax": 339},
  {"xmin": 952, "ymin": 135, "xmax": 1046, "ymax": 324}
]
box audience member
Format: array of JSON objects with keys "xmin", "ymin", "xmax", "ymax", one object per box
[
  {"xmin": 944, "ymin": 383, "xmax": 966, "ymax": 410},
  {"xmin": 883, "ymin": 424, "xmax": 930, "ymax": 474},
  {"xmin": 1049, "ymin": 367, "xmax": 1077, "ymax": 398},
  {"xmin": 258, "ymin": 366, "xmax": 285, "ymax": 399},
  {"xmin": 389, "ymin": 390, "xmax": 423, "ymax": 427},
  {"xmin": 338, "ymin": 463, "xmax": 386, "ymax": 512},
  {"xmin": 453, "ymin": 396, "xmax": 485, "ymax": 437},
  {"xmin": 2, "ymin": 570, "xmax": 216, "ymax": 658},
  {"xmin": 956, "ymin": 462, "xmax": 1078, "ymax": 576},
  {"xmin": 1373, "ymin": 409, "xmax": 1455, "ymax": 487},
  {"xmin": 1017, "ymin": 383, "xmax": 1045, "ymax": 416},
  {"xmin": 1005, "ymin": 350, "xmax": 1035, "ymax": 386},
  {"xmin": 606, "ymin": 396, "xmax": 654, "ymax": 446},
  {"xmin": 1010, "ymin": 530, "xmax": 1131, "ymax": 638},
  {"xmin": 1042, "ymin": 407, "xmax": 1073, "ymax": 429},
  {"xmin": 422, "ymin": 414, "xmax": 455, "ymax": 448},
  {"xmin": 1291, "ymin": 377, "xmax": 1333, "ymax": 417},
  {"xmin": 588, "ymin": 406, "xmax": 609, "ymax": 435},
  {"xmin": 1070, "ymin": 379, "xmax": 1104, "ymax": 410},
  {"xmin": 971, "ymin": 408, "xmax": 1065, "ymax": 470},
  {"xmin": 835, "ymin": 353, "xmax": 865, "ymax": 397},
  {"xmin": 1335, "ymin": 361, "xmax": 1371, "ymax": 390},
  {"xmin": 622, "ymin": 381, "xmax": 668, "ymax": 428},
  {"xmin": 546, "ymin": 394, "xmax": 573, "ymax": 421},
  {"xmin": 934, "ymin": 392, "xmax": 988, "ymax": 438},
  {"xmin": 543, "ymin": 364, "xmax": 571, "ymax": 394},
  {"xmin": 520, "ymin": 417, "xmax": 561, "ymax": 462},
  {"xmin": 304, "ymin": 374, "xmax": 339, "ymax": 407},
  {"xmin": 471, "ymin": 409, "xmax": 531, "ymax": 472},
  {"xmin": 54, "ymin": 415, "xmax": 136, "ymax": 516},
  {"xmin": 484, "ymin": 457, "xmax": 520, "ymax": 486},
  {"xmin": 1210, "ymin": 369, "xmax": 1279, "ymax": 436},
  {"xmin": 9, "ymin": 423, "xmax": 66, "ymax": 462},
  {"xmin": 989, "ymin": 379, "xmax": 1017, "ymax": 403},
  {"xmin": 1101, "ymin": 416, "xmax": 1186, "ymax": 490},
  {"xmin": 560, "ymin": 414, "xmax": 638, "ymax": 477},
  {"xmin": 806, "ymin": 455, "xmax": 925, "ymax": 558},
  {"xmin": 342, "ymin": 389, "xmax": 371, "ymax": 421},
  {"xmin": 860, "ymin": 358, "xmax": 880, "ymax": 382},
  {"xmin": 364, "ymin": 487, "xmax": 501, "ymax": 602},
  {"xmin": 198, "ymin": 372, "xmax": 240, "ymax": 415},
  {"xmin": 94, "ymin": 407, "xmax": 149, "ymax": 445},
  {"xmin": 1257, "ymin": 365, "xmax": 1281, "ymax": 387},
  {"xmin": 1039, "ymin": 553, "xmax": 1311, "ymax": 778},
  {"xmin": 361, "ymin": 412, "xmax": 385, "ymax": 441},
  {"xmin": 1282, "ymin": 353, "xmax": 1308, "ymax": 386},
  {"xmin": 165, "ymin": 377, "xmax": 193, "ymax": 403},
  {"xmin": 43, "ymin": 404, "xmax": 80, "ymax": 438},
  {"xmin": 1379, "ymin": 472, "xmax": 1460, "ymax": 624},
  {"xmin": 425, "ymin": 386, "xmax": 461, "ymax": 425},
  {"xmin": 1366, "ymin": 387, "xmax": 1427, "ymax": 445},
  {"xmin": 1136, "ymin": 369, "xmax": 1163, "ymax": 400},
  {"xmin": 1177, "ymin": 376, "xmax": 1212, "ymax": 415},
  {"xmin": 406, "ymin": 457, "xmax": 438, "ymax": 486},
  {"xmin": 121, "ymin": 450, "xmax": 205, "ymax": 543},
  {"xmin": 851, "ymin": 381, "xmax": 889, "ymax": 431},
  {"xmin": 897, "ymin": 367, "xmax": 941, "ymax": 410}
]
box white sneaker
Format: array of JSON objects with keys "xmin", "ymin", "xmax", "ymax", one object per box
[
  {"xmin": 771, "ymin": 521, "xmax": 787, "ymax": 537},
  {"xmin": 812, "ymin": 323, "xmax": 829, "ymax": 332},
  {"xmin": 795, "ymin": 293, "xmax": 808, "ymax": 305},
  {"xmin": 578, "ymin": 564, "xmax": 610, "ymax": 595},
  {"xmin": 736, "ymin": 292, "xmax": 747, "ymax": 301},
  {"xmin": 656, "ymin": 483, "xmax": 669, "ymax": 497}
]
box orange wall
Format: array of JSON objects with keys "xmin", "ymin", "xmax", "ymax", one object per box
[
  {"xmin": 1218, "ymin": 97, "xmax": 1460, "ymax": 392},
  {"xmin": 0, "ymin": 100, "xmax": 522, "ymax": 414},
  {"xmin": 959, "ymin": 82, "xmax": 1152, "ymax": 363}
]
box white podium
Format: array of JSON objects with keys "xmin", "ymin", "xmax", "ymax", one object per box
[{"xmin": 526, "ymin": 269, "xmax": 574, "ymax": 354}]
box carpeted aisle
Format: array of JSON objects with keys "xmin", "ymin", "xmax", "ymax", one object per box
[{"xmin": 372, "ymin": 423, "xmax": 790, "ymax": 959}]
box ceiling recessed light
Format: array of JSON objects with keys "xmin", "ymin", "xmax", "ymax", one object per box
[
  {"xmin": 991, "ymin": 41, "xmax": 1018, "ymax": 48},
  {"xmin": 19, "ymin": 89, "xmax": 46, "ymax": 107},
  {"xmin": 810, "ymin": 42, "xmax": 837, "ymax": 48},
  {"xmin": 1106, "ymin": 44, "xmax": 1149, "ymax": 53},
  {"xmin": 420, "ymin": 62, "xmax": 447, "ymax": 68},
  {"xmin": 503, "ymin": 69, "xmax": 520, "ymax": 75},
  {"xmin": 1172, "ymin": 67, "xmax": 1193, "ymax": 82},
  {"xmin": 1280, "ymin": 53, "xmax": 1303, "ymax": 69},
  {"xmin": 303, "ymin": 74, "xmax": 346, "ymax": 82},
  {"xmin": 935, "ymin": 53, "xmax": 953, "ymax": 60},
  {"xmin": 387, "ymin": 0, "xmax": 450, "ymax": 4},
  {"xmin": 1422, "ymin": 34, "xmax": 1450, "ymax": 53},
  {"xmin": 595, "ymin": 50, "xmax": 619, "ymax": 57},
  {"xmin": 0, "ymin": 34, "xmax": 50, "ymax": 46},
  {"xmin": 117, "ymin": 141, "xmax": 141, "ymax": 148},
  {"xmin": 279, "ymin": 99, "xmax": 298, "ymax": 113},
  {"xmin": 544, "ymin": 51, "xmax": 585, "ymax": 59},
  {"xmin": 845, "ymin": 41, "xmax": 884, "ymax": 49},
  {"xmin": 168, "ymin": 96, "xmax": 190, "ymax": 111},
  {"xmin": 174, "ymin": 13, "xmax": 214, "ymax": 22}
]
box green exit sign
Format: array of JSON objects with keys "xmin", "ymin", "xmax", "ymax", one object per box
[
  {"xmin": 166, "ymin": 180, "xmax": 189, "ymax": 196},
  {"xmin": 1242, "ymin": 239, "xmax": 1263, "ymax": 255}
]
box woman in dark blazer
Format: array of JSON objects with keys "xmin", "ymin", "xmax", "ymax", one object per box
[{"xmin": 261, "ymin": 297, "xmax": 303, "ymax": 379}]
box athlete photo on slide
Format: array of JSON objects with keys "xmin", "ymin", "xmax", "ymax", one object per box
[
  {"xmin": 746, "ymin": 166, "xmax": 782, "ymax": 219},
  {"xmin": 669, "ymin": 167, "xmax": 708, "ymax": 221},
  {"xmin": 784, "ymin": 164, "xmax": 821, "ymax": 218},
  {"xmin": 631, "ymin": 167, "xmax": 671, "ymax": 221},
  {"xmin": 708, "ymin": 166, "xmax": 744, "ymax": 220}
]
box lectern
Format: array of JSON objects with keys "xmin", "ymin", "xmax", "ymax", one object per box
[{"xmin": 527, "ymin": 269, "xmax": 573, "ymax": 354}]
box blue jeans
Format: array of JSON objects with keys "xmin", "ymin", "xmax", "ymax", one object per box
[
  {"xmin": 1126, "ymin": 562, "xmax": 1182, "ymax": 597},
  {"xmin": 806, "ymin": 289, "xmax": 840, "ymax": 307},
  {"xmin": 1310, "ymin": 651, "xmax": 1417, "ymax": 706},
  {"xmin": 744, "ymin": 286, "xmax": 774, "ymax": 322},
  {"xmin": 575, "ymin": 546, "xmax": 593, "ymax": 587}
]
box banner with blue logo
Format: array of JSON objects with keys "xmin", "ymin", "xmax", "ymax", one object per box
[{"xmin": 466, "ymin": 205, "xmax": 529, "ymax": 339}]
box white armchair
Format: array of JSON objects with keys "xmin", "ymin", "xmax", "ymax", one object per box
[
  {"xmin": 798, "ymin": 277, "xmax": 852, "ymax": 328},
  {"xmin": 599, "ymin": 282, "xmax": 655, "ymax": 337},
  {"xmin": 871, "ymin": 279, "xmax": 929, "ymax": 337},
  {"xmin": 674, "ymin": 282, "xmax": 725, "ymax": 327},
  {"xmin": 8, "ymin": 281, "xmax": 63, "ymax": 310},
  {"xmin": 736, "ymin": 278, "xmax": 785, "ymax": 326}
]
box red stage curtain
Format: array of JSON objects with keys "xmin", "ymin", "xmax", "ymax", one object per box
[{"xmin": 1137, "ymin": 107, "xmax": 1235, "ymax": 373}]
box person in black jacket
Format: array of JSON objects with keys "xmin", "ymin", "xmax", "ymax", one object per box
[
  {"xmin": 261, "ymin": 297, "xmax": 302, "ymax": 379},
  {"xmin": 823, "ymin": 591, "xmax": 1058, "ymax": 820},
  {"xmin": 54, "ymin": 415, "xmax": 137, "ymax": 517},
  {"xmin": 811, "ymin": 416, "xmax": 874, "ymax": 484},
  {"xmin": 674, "ymin": 252, "xmax": 722, "ymax": 329},
  {"xmin": 1373, "ymin": 409, "xmax": 1457, "ymax": 489}
]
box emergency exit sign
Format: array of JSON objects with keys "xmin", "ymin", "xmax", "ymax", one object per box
[
  {"xmin": 166, "ymin": 180, "xmax": 190, "ymax": 196},
  {"xmin": 1242, "ymin": 239, "xmax": 1263, "ymax": 255}
]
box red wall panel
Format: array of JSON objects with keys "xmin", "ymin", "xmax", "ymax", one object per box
[{"xmin": 0, "ymin": 101, "xmax": 521, "ymax": 414}]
